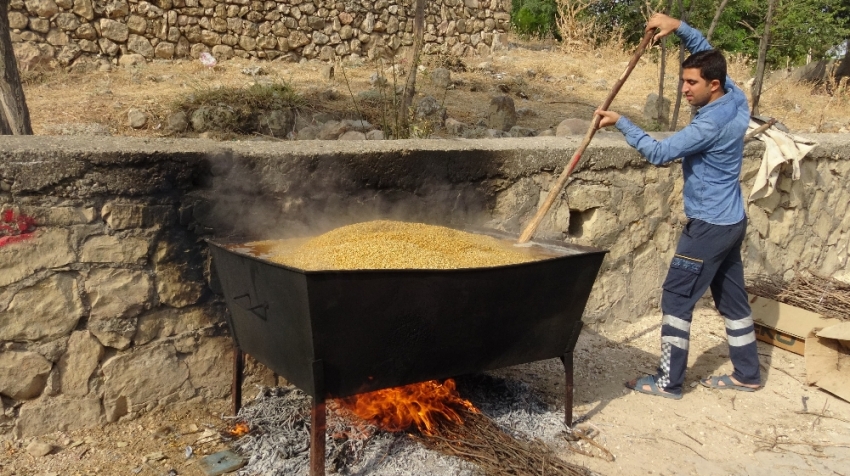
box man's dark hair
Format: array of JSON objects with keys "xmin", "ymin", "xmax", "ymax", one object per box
[{"xmin": 682, "ymin": 49, "xmax": 726, "ymax": 84}]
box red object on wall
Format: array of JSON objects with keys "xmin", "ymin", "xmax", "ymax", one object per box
[{"xmin": 0, "ymin": 210, "xmax": 36, "ymax": 248}]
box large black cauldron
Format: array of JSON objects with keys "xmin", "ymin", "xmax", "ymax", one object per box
[{"xmin": 208, "ymin": 228, "xmax": 605, "ymax": 475}]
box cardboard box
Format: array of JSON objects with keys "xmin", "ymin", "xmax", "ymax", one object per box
[
  {"xmin": 806, "ymin": 323, "xmax": 850, "ymax": 403},
  {"xmin": 754, "ymin": 322, "xmax": 806, "ymax": 354},
  {"xmin": 748, "ymin": 294, "xmax": 842, "ymax": 355}
]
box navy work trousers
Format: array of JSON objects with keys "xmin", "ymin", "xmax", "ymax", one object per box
[{"xmin": 654, "ymin": 217, "xmax": 760, "ymax": 395}]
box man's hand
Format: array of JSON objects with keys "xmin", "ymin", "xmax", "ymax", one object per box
[
  {"xmin": 594, "ymin": 109, "xmax": 621, "ymax": 129},
  {"xmin": 645, "ymin": 13, "xmax": 681, "ymax": 42}
]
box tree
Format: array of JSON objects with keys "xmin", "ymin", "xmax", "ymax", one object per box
[
  {"xmin": 585, "ymin": 0, "xmax": 849, "ymax": 68},
  {"xmin": 751, "ymin": 0, "xmax": 777, "ymax": 116},
  {"xmin": 399, "ymin": 0, "xmax": 425, "ymax": 136},
  {"xmin": 0, "ymin": 0, "xmax": 32, "ymax": 135},
  {"xmin": 837, "ymin": 39, "xmax": 850, "ymax": 78}
]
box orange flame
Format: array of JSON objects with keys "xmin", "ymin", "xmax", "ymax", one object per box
[
  {"xmin": 341, "ymin": 379, "xmax": 477, "ymax": 436},
  {"xmin": 227, "ymin": 421, "xmax": 250, "ymax": 437}
]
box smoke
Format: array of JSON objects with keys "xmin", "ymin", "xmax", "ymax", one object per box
[{"xmin": 195, "ymin": 148, "xmax": 500, "ymax": 242}]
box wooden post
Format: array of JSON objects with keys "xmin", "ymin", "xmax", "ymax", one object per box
[
  {"xmin": 0, "ymin": 0, "xmax": 33, "ymax": 135},
  {"xmin": 310, "ymin": 360, "xmax": 326, "ymax": 476},
  {"xmin": 751, "ymin": 0, "xmax": 777, "ymax": 116},
  {"xmin": 560, "ymin": 352, "xmax": 575, "ymax": 427},
  {"xmin": 231, "ymin": 348, "xmax": 244, "ymax": 416}
]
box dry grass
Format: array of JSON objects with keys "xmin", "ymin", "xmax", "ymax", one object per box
[{"xmin": 21, "ymin": 35, "xmax": 850, "ymax": 138}]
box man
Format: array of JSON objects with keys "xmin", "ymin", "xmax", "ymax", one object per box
[{"xmin": 595, "ymin": 13, "xmax": 760, "ymax": 399}]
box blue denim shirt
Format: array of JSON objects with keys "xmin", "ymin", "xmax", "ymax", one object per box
[{"xmin": 615, "ymin": 22, "xmax": 749, "ymax": 225}]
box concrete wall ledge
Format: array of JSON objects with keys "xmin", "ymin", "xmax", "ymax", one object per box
[{"xmin": 1, "ymin": 133, "xmax": 848, "ymax": 438}]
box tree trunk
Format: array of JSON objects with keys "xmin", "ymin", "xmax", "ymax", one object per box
[
  {"xmin": 751, "ymin": 0, "xmax": 776, "ymax": 116},
  {"xmin": 670, "ymin": 0, "xmax": 694, "ymax": 130},
  {"xmin": 706, "ymin": 0, "xmax": 729, "ymax": 43},
  {"xmin": 656, "ymin": 0, "xmax": 673, "ymax": 128},
  {"xmin": 836, "ymin": 39, "xmax": 850, "ymax": 79},
  {"xmin": 0, "ymin": 0, "xmax": 32, "ymax": 135},
  {"xmin": 400, "ymin": 0, "xmax": 425, "ymax": 136}
]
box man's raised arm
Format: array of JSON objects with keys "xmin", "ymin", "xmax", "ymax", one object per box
[{"xmin": 646, "ymin": 13, "xmax": 712, "ymax": 55}]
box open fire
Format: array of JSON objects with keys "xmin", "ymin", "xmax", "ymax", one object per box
[
  {"xmin": 340, "ymin": 379, "xmax": 478, "ymax": 435},
  {"xmin": 226, "ymin": 421, "xmax": 251, "ymax": 438}
]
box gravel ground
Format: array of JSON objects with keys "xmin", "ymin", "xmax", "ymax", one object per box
[{"xmin": 5, "ymin": 308, "xmax": 849, "ymax": 476}]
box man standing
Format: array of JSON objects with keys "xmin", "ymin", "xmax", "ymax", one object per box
[{"xmin": 595, "ymin": 13, "xmax": 760, "ymax": 399}]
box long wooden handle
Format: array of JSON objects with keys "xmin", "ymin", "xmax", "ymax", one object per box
[
  {"xmin": 517, "ymin": 30, "xmax": 656, "ymax": 244},
  {"xmin": 744, "ymin": 117, "xmax": 776, "ymax": 142}
]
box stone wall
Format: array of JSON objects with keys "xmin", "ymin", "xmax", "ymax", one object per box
[
  {"xmin": 9, "ymin": 0, "xmax": 511, "ymax": 70},
  {"xmin": 1, "ymin": 134, "xmax": 848, "ymax": 438}
]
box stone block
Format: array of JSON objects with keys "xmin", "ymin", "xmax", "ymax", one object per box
[
  {"xmin": 101, "ymin": 202, "xmax": 144, "ymax": 229},
  {"xmin": 133, "ymin": 306, "xmax": 217, "ymax": 345},
  {"xmin": 80, "ymin": 233, "xmax": 150, "ymax": 264},
  {"xmin": 0, "ymin": 228, "xmax": 75, "ymax": 287},
  {"xmin": 127, "ymin": 108, "xmax": 148, "ymax": 128},
  {"xmin": 102, "ymin": 202, "xmax": 175, "ymax": 229},
  {"xmin": 0, "ymin": 351, "xmax": 52, "ymax": 400},
  {"xmin": 155, "ymin": 264, "xmax": 204, "ymax": 308},
  {"xmin": 22, "ymin": 206, "xmax": 96, "ymax": 226},
  {"xmin": 566, "ymin": 184, "xmax": 609, "ymax": 212},
  {"xmin": 31, "ymin": 337, "xmax": 69, "ymax": 363},
  {"xmin": 492, "ymin": 177, "xmax": 539, "ymax": 231},
  {"xmin": 643, "ymin": 93, "xmax": 670, "ymax": 126},
  {"xmin": 555, "ymin": 118, "xmax": 589, "ymax": 136},
  {"xmin": 99, "ymin": 18, "xmax": 129, "ymax": 42},
  {"xmin": 85, "ymin": 268, "xmax": 151, "ymax": 320},
  {"xmin": 748, "ymin": 204, "xmax": 769, "ymax": 238},
  {"xmin": 814, "ymin": 211, "xmax": 834, "ymax": 241},
  {"xmin": 127, "ymin": 15, "xmax": 148, "ymax": 34},
  {"xmin": 57, "ymin": 331, "xmax": 104, "ymax": 397},
  {"xmin": 8, "ymin": 12, "xmax": 28, "ymax": 30},
  {"xmin": 487, "ymin": 95, "xmax": 516, "ymax": 131},
  {"xmin": 0, "ymin": 273, "xmax": 84, "ymax": 342},
  {"xmin": 186, "ymin": 336, "xmax": 232, "ymax": 399},
  {"xmin": 15, "ymin": 397, "xmax": 102, "ymax": 438},
  {"xmin": 25, "ymin": 0, "xmax": 59, "ymax": 18},
  {"xmin": 101, "ymin": 342, "xmax": 190, "ymax": 410},
  {"xmin": 430, "ymin": 67, "xmax": 451, "ymax": 89},
  {"xmin": 629, "ymin": 243, "xmax": 661, "ymax": 312}
]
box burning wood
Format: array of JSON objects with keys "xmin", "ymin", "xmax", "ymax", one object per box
[
  {"xmin": 418, "ymin": 410, "xmax": 594, "ymax": 476},
  {"xmin": 340, "ymin": 379, "xmax": 477, "ymax": 436},
  {"xmin": 232, "ymin": 379, "xmax": 596, "ymax": 476},
  {"xmin": 226, "ymin": 422, "xmax": 251, "ymax": 438}
]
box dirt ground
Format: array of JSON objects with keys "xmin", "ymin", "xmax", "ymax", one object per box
[
  {"xmin": 3, "ymin": 307, "xmax": 849, "ymax": 476},
  {"xmin": 4, "ymin": 37, "xmax": 849, "ymax": 476},
  {"xmin": 20, "ymin": 37, "xmax": 850, "ymax": 138}
]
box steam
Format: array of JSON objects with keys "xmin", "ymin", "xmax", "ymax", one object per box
[{"xmin": 197, "ymin": 148, "xmax": 499, "ymax": 241}]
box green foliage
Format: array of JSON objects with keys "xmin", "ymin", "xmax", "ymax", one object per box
[
  {"xmin": 586, "ymin": 0, "xmax": 646, "ymax": 46},
  {"xmin": 511, "ymin": 0, "xmax": 561, "ymax": 39},
  {"xmin": 585, "ymin": 0, "xmax": 849, "ymax": 67}
]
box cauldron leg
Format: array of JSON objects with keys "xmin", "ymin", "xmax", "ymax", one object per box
[
  {"xmin": 310, "ymin": 398, "xmax": 327, "ymax": 476},
  {"xmin": 560, "ymin": 351, "xmax": 575, "ymax": 428},
  {"xmin": 232, "ymin": 347, "xmax": 244, "ymax": 416},
  {"xmin": 310, "ymin": 359, "xmax": 326, "ymax": 476}
]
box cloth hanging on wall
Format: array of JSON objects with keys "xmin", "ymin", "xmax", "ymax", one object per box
[{"xmin": 746, "ymin": 119, "xmax": 817, "ymax": 201}]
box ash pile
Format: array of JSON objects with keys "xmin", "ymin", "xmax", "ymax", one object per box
[{"xmin": 231, "ymin": 374, "xmax": 600, "ymax": 476}]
